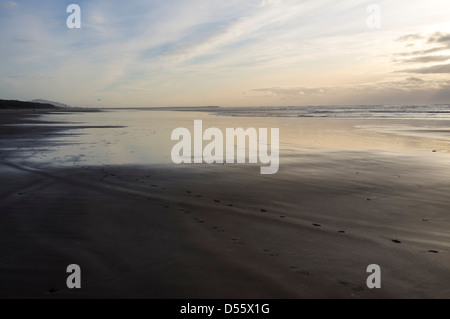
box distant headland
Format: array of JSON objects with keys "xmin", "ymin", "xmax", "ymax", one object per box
[{"xmin": 0, "ymin": 99, "xmax": 61, "ymax": 110}]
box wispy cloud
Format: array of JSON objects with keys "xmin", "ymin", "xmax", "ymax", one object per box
[
  {"xmin": 394, "ymin": 32, "xmax": 450, "ymax": 74},
  {"xmin": 9, "ymin": 73, "xmax": 57, "ymax": 80},
  {"xmin": 2, "ymin": 1, "xmax": 17, "ymax": 8},
  {"xmin": 12, "ymin": 38, "xmax": 41, "ymax": 44},
  {"xmin": 397, "ymin": 63, "xmax": 450, "ymax": 74},
  {"xmin": 260, "ymin": 0, "xmax": 282, "ymax": 7},
  {"xmin": 428, "ymin": 32, "xmax": 450, "ymax": 44},
  {"xmin": 396, "ymin": 34, "xmax": 426, "ymax": 42},
  {"xmin": 245, "ymin": 77, "xmax": 450, "ymax": 105},
  {"xmin": 396, "ymin": 56, "xmax": 450, "ymax": 64},
  {"xmin": 395, "ymin": 47, "xmax": 448, "ymax": 57},
  {"xmin": 1, "ymin": 0, "xmax": 450, "ymax": 106}
]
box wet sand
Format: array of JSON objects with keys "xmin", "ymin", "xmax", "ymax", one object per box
[{"xmin": 1, "ymin": 110, "xmax": 450, "ymax": 299}]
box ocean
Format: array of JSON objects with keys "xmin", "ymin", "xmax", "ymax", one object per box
[{"xmin": 213, "ymin": 105, "xmax": 450, "ymax": 119}]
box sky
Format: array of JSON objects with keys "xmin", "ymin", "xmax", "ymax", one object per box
[{"xmin": 1, "ymin": 0, "xmax": 450, "ymax": 107}]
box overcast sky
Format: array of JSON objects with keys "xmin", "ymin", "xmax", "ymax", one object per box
[{"xmin": 1, "ymin": 0, "xmax": 450, "ymax": 107}]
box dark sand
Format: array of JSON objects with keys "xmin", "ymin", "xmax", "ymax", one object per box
[{"xmin": 1, "ymin": 110, "xmax": 449, "ymax": 299}]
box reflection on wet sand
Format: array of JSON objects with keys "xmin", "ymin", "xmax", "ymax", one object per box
[{"xmin": 1, "ymin": 109, "xmax": 450, "ymax": 298}]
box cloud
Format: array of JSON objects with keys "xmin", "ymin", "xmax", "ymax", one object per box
[
  {"xmin": 12, "ymin": 38, "xmax": 41, "ymax": 45},
  {"xmin": 245, "ymin": 87, "xmax": 326, "ymax": 98},
  {"xmin": 244, "ymin": 77, "xmax": 450, "ymax": 105},
  {"xmin": 397, "ymin": 55, "xmax": 450, "ymax": 64},
  {"xmin": 397, "ymin": 33, "xmax": 426, "ymax": 42},
  {"xmin": 397, "ymin": 32, "xmax": 450, "ymax": 44},
  {"xmin": 395, "ymin": 47, "xmax": 448, "ymax": 57},
  {"xmin": 406, "ymin": 77, "xmax": 425, "ymax": 83},
  {"xmin": 393, "ymin": 32, "xmax": 450, "ymax": 73},
  {"xmin": 246, "ymin": 78, "xmax": 450, "ymax": 98},
  {"xmin": 2, "ymin": 1, "xmax": 17, "ymax": 7},
  {"xmin": 396, "ymin": 63, "xmax": 450, "ymax": 74},
  {"xmin": 428, "ymin": 32, "xmax": 450, "ymax": 44},
  {"xmin": 155, "ymin": 1, "xmax": 303, "ymax": 66},
  {"xmin": 9, "ymin": 73, "xmax": 57, "ymax": 80},
  {"xmin": 260, "ymin": 0, "xmax": 282, "ymax": 7}
]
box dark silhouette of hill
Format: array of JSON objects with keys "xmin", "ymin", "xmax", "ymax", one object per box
[
  {"xmin": 30, "ymin": 99, "xmax": 70, "ymax": 108},
  {"xmin": 0, "ymin": 99, "xmax": 58, "ymax": 110}
]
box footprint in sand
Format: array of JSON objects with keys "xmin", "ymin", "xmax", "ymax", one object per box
[
  {"xmin": 212, "ymin": 226, "xmax": 224, "ymax": 233},
  {"xmin": 261, "ymin": 209, "xmax": 267, "ymax": 213},
  {"xmin": 338, "ymin": 231, "xmax": 346, "ymax": 234},
  {"xmin": 290, "ymin": 266, "xmax": 312, "ymax": 276},
  {"xmin": 262, "ymin": 249, "xmax": 279, "ymax": 257},
  {"xmin": 313, "ymin": 224, "xmax": 322, "ymax": 227},
  {"xmin": 338, "ymin": 281, "xmax": 350, "ymax": 287},
  {"xmin": 231, "ymin": 239, "xmax": 245, "ymax": 245},
  {"xmin": 186, "ymin": 191, "xmax": 192, "ymax": 194},
  {"xmin": 338, "ymin": 281, "xmax": 365, "ymax": 292},
  {"xmin": 392, "ymin": 239, "xmax": 402, "ymax": 244},
  {"xmin": 214, "ymin": 200, "xmax": 221, "ymax": 203},
  {"xmin": 280, "ymin": 216, "xmax": 286, "ymax": 219},
  {"xmin": 428, "ymin": 250, "xmax": 439, "ymax": 254}
]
